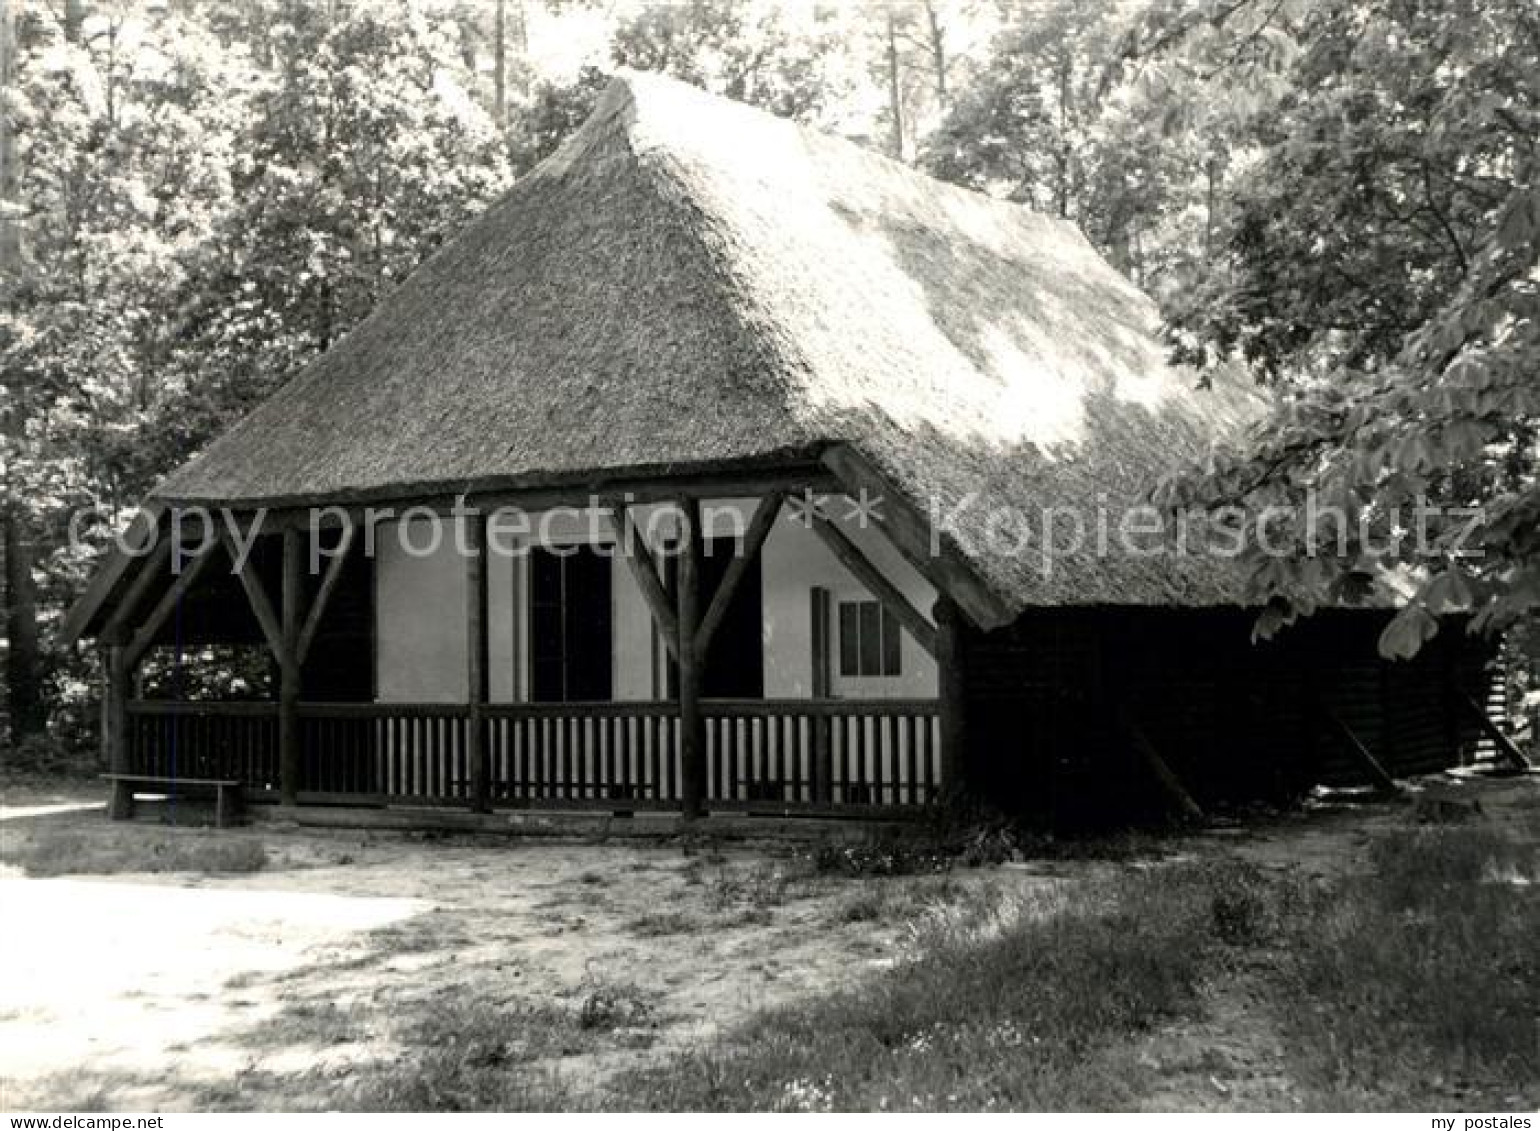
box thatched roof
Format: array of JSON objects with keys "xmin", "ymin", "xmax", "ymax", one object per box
[{"xmin": 150, "ymin": 70, "xmax": 1264, "ymax": 623}]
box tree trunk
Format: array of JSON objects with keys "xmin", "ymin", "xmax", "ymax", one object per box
[
  {"xmin": 2, "ymin": 510, "xmax": 44, "ymax": 741},
  {"xmin": 63, "ymin": 0, "xmax": 86, "ymax": 42},
  {"xmin": 1, "ymin": 0, "xmax": 45, "ymax": 744},
  {"xmin": 1204, "ymin": 155, "xmax": 1219, "ymax": 262},
  {"xmin": 922, "ymin": 0, "xmax": 947, "ymax": 108},
  {"xmin": 1057, "ymin": 57, "xmax": 1071, "ymax": 218},
  {"xmin": 493, "ymin": 0, "xmax": 506, "ymax": 124},
  {"xmin": 885, "ymin": 10, "xmax": 905, "ymax": 161}
]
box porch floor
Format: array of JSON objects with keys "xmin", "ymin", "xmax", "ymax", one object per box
[{"xmin": 253, "ymin": 802, "xmax": 917, "ymax": 841}]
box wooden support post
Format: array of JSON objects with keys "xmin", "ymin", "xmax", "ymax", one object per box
[
  {"xmin": 676, "ymin": 497, "xmax": 705, "ymax": 819},
  {"xmin": 104, "ymin": 642, "xmax": 132, "ymax": 819},
  {"xmin": 810, "ymin": 587, "xmax": 832, "ymax": 804},
  {"xmin": 934, "ymin": 595, "xmax": 966, "ymax": 801},
  {"xmin": 466, "ymin": 512, "xmax": 491, "ymax": 812},
  {"xmin": 1321, "ymin": 703, "xmax": 1400, "ymax": 795},
  {"xmin": 279, "ymin": 528, "xmax": 304, "ymax": 806},
  {"xmin": 1462, "ymin": 694, "xmax": 1532, "ymax": 772}
]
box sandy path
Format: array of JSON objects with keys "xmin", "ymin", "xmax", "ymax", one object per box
[
  {"xmin": 1, "ymin": 775, "xmax": 1533, "ymax": 1111},
  {"xmin": 0, "ymin": 821, "xmax": 1014, "ymax": 1111}
]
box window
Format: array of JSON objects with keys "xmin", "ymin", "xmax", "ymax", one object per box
[
  {"xmin": 528, "ymin": 545, "xmax": 613, "ymax": 702},
  {"xmin": 837, "ymin": 599, "xmax": 902, "ymax": 678}
]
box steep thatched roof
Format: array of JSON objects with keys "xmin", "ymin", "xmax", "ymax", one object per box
[{"xmin": 151, "ymin": 70, "xmax": 1264, "ymax": 621}]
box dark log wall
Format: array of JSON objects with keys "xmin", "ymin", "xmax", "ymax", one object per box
[{"xmin": 960, "ymin": 607, "xmax": 1499, "ymax": 829}]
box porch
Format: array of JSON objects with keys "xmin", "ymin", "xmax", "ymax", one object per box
[
  {"xmin": 122, "ymin": 696, "xmax": 944, "ymax": 815},
  {"xmin": 81, "ymin": 464, "xmax": 968, "ymax": 822}
]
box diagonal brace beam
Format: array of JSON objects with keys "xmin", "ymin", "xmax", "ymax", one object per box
[
  {"xmin": 124, "ymin": 539, "xmax": 222, "ymax": 667},
  {"xmin": 810, "ymin": 511, "xmax": 937, "ymax": 658},
  {"xmin": 219, "ymin": 526, "xmax": 285, "ymax": 661},
  {"xmin": 696, "ymin": 492, "xmax": 783, "ymax": 654},
  {"xmin": 295, "ymin": 523, "xmax": 356, "ymax": 667},
  {"xmin": 102, "ymin": 535, "xmax": 174, "ymax": 645},
  {"xmin": 613, "ymin": 503, "xmax": 681, "ymax": 661}
]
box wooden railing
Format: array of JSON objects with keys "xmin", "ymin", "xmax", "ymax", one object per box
[
  {"xmin": 298, "ymin": 703, "xmax": 471, "ymax": 804},
  {"xmin": 125, "ymin": 700, "xmax": 280, "ymax": 793},
  {"xmin": 124, "ymin": 697, "xmax": 943, "ymax": 813},
  {"xmin": 704, "ymin": 699, "xmax": 941, "ymax": 809},
  {"xmin": 485, "ymin": 703, "xmax": 680, "ymax": 807}
]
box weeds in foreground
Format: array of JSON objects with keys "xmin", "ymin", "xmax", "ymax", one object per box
[
  {"xmin": 576, "ymin": 973, "xmax": 656, "ymax": 1032},
  {"xmin": 598, "ymin": 863, "xmax": 1238, "ymax": 1111},
  {"xmin": 343, "ymin": 1000, "xmax": 581, "ymax": 1111},
  {"xmin": 625, "ymin": 910, "xmax": 701, "ymax": 937},
  {"xmin": 704, "ymin": 858, "xmax": 813, "ymax": 916},
  {"xmin": 1279, "ymin": 825, "xmax": 1538, "ymax": 1108}
]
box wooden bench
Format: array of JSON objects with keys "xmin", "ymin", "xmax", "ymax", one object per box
[{"xmin": 103, "ymin": 774, "xmax": 245, "ymax": 828}]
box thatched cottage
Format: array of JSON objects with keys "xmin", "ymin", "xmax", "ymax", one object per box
[{"xmin": 64, "ymin": 72, "xmax": 1516, "ymax": 829}]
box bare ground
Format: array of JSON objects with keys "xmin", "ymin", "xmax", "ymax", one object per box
[{"xmin": 0, "ymin": 774, "xmax": 1534, "ymax": 1112}]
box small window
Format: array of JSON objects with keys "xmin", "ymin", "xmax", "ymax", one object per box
[{"xmin": 837, "ymin": 600, "xmax": 902, "ymax": 678}]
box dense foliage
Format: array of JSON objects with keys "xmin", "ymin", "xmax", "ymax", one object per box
[
  {"xmin": 1162, "ymin": 0, "xmax": 1538, "ymax": 658},
  {"xmin": 1, "ymin": 0, "xmax": 1534, "ymax": 748}
]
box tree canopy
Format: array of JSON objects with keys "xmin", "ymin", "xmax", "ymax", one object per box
[{"xmin": 1161, "ymin": 0, "xmax": 1539, "ymax": 658}]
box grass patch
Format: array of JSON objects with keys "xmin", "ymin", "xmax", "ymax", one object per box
[
  {"xmin": 704, "ymin": 859, "xmax": 813, "ymax": 916},
  {"xmin": 341, "ymin": 999, "xmax": 582, "ymax": 1111},
  {"xmin": 598, "ymin": 861, "xmax": 1242, "ymax": 1110},
  {"xmin": 342, "ymin": 975, "xmax": 659, "ymax": 1110},
  {"xmin": 3, "ymin": 827, "xmax": 266, "ymax": 877},
  {"xmin": 575, "ymin": 974, "xmax": 657, "ymax": 1032},
  {"xmin": 625, "ymin": 910, "xmax": 701, "ymax": 937},
  {"xmin": 245, "ymin": 999, "xmax": 367, "ymax": 1049},
  {"xmin": 829, "ymin": 874, "xmax": 995, "ymax": 927},
  {"xmin": 1277, "ymin": 824, "xmax": 1539, "ymax": 1108}
]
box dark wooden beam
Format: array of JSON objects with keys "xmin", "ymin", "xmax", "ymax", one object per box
[
  {"xmin": 1321, "ymin": 703, "xmax": 1400, "ymax": 794},
  {"xmin": 820, "ymin": 444, "xmax": 1013, "ymax": 632},
  {"xmin": 810, "ymin": 511, "xmax": 937, "ymax": 658},
  {"xmin": 220, "ymin": 526, "xmax": 284, "ymax": 660},
  {"xmin": 676, "ymin": 497, "xmax": 705, "ymax": 819},
  {"xmin": 1117, "ymin": 706, "xmax": 1205, "ymax": 822},
  {"xmin": 278, "ymin": 528, "xmax": 304, "ymax": 807},
  {"xmin": 696, "ymin": 492, "xmax": 783, "ymax": 654},
  {"xmin": 101, "ymin": 535, "xmax": 173, "ymax": 645},
  {"xmin": 123, "ymin": 539, "xmax": 221, "ymax": 667},
  {"xmin": 614, "ymin": 504, "xmax": 680, "ymax": 661},
  {"xmin": 104, "ymin": 644, "xmax": 130, "ymax": 817},
  {"xmin": 466, "ymin": 513, "xmax": 491, "ymax": 813},
  {"xmin": 295, "ymin": 522, "xmax": 356, "ymax": 666},
  {"xmin": 934, "ymin": 596, "xmax": 966, "ymax": 800},
  {"xmin": 252, "ymin": 465, "xmax": 841, "ymax": 530},
  {"xmin": 1461, "ymin": 694, "xmax": 1532, "ymax": 772}
]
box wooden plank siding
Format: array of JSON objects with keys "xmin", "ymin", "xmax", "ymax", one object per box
[{"xmin": 957, "ymin": 606, "xmax": 1501, "ymax": 830}]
